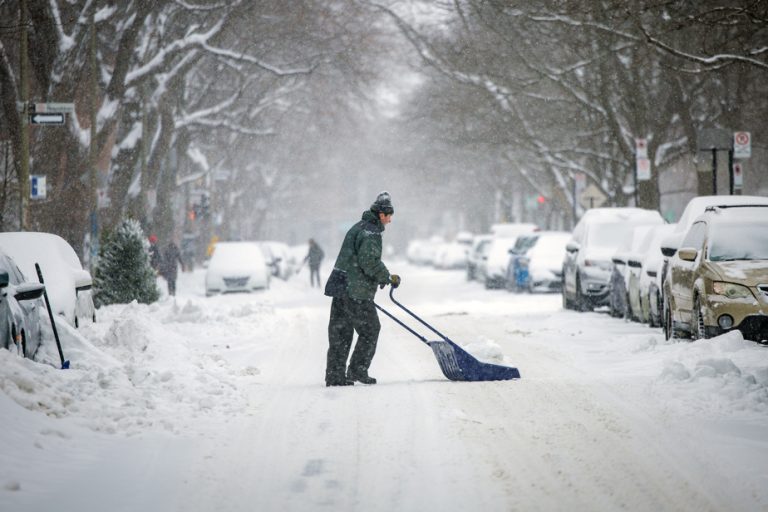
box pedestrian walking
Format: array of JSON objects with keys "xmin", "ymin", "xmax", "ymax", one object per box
[
  {"xmin": 148, "ymin": 234, "xmax": 162, "ymax": 273},
  {"xmin": 160, "ymin": 240, "xmax": 184, "ymax": 296},
  {"xmin": 324, "ymin": 191, "xmax": 401, "ymax": 386},
  {"xmin": 304, "ymin": 238, "xmax": 325, "ymax": 288}
]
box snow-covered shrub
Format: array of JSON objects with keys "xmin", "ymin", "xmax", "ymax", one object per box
[{"xmin": 93, "ymin": 219, "xmax": 159, "ymax": 307}]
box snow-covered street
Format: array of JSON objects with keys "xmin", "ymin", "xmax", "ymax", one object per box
[{"xmin": 2, "ymin": 262, "xmax": 768, "ymax": 512}]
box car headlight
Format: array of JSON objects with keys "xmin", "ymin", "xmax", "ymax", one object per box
[{"xmin": 712, "ymin": 281, "xmax": 753, "ymax": 299}]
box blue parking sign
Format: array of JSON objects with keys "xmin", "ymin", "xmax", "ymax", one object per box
[{"xmin": 30, "ymin": 175, "xmax": 46, "ymax": 199}]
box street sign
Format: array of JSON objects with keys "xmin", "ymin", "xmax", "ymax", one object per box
[
  {"xmin": 733, "ymin": 131, "xmax": 751, "ymax": 159},
  {"xmin": 733, "ymin": 163, "xmax": 743, "ymax": 189},
  {"xmin": 636, "ymin": 157, "xmax": 651, "ymax": 181},
  {"xmin": 29, "ymin": 113, "xmax": 65, "ymax": 125},
  {"xmin": 30, "ymin": 175, "xmax": 46, "ymax": 199},
  {"xmin": 97, "ymin": 188, "xmax": 111, "ymax": 209},
  {"xmin": 33, "ymin": 102, "xmax": 75, "ymax": 114},
  {"xmin": 635, "ymin": 138, "xmax": 648, "ymax": 159},
  {"xmin": 579, "ymin": 183, "xmax": 607, "ymax": 209}
]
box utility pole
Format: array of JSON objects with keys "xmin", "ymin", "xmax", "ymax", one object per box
[
  {"xmin": 19, "ymin": 0, "xmax": 30, "ymax": 230},
  {"xmin": 89, "ymin": 10, "xmax": 99, "ymax": 268}
]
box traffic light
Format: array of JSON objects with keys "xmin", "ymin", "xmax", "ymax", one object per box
[{"xmin": 537, "ymin": 195, "xmax": 546, "ymax": 205}]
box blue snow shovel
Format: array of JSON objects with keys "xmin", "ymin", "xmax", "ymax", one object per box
[{"xmin": 375, "ymin": 287, "xmax": 520, "ymax": 381}]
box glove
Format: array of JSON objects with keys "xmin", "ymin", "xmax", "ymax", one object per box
[{"xmin": 390, "ymin": 274, "xmax": 401, "ymax": 288}]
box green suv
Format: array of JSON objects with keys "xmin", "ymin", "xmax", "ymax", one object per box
[{"xmin": 664, "ymin": 204, "xmax": 768, "ymax": 342}]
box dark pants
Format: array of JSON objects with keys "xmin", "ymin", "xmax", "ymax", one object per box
[
  {"xmin": 326, "ymin": 294, "xmax": 380, "ymax": 384},
  {"xmin": 310, "ymin": 266, "xmax": 321, "ymax": 287}
]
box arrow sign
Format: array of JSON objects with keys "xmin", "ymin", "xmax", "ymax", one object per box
[{"xmin": 30, "ymin": 113, "xmax": 65, "ymax": 125}]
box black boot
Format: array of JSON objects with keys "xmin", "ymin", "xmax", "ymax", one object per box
[
  {"xmin": 326, "ymin": 378, "xmax": 354, "ymax": 387},
  {"xmin": 347, "ymin": 370, "xmax": 377, "ymax": 385}
]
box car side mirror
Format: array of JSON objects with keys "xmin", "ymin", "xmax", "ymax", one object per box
[
  {"xmin": 74, "ymin": 269, "xmax": 93, "ymax": 291},
  {"xmin": 566, "ymin": 242, "xmax": 579, "ymax": 253},
  {"xmin": 647, "ymin": 270, "xmax": 657, "ymax": 277},
  {"xmin": 660, "ymin": 233, "xmax": 679, "ymax": 257},
  {"xmin": 15, "ymin": 282, "xmax": 45, "ymax": 301},
  {"xmin": 660, "ymin": 246, "xmax": 677, "ymax": 257},
  {"xmin": 627, "ymin": 260, "xmax": 642, "ymax": 268},
  {"xmin": 612, "ymin": 257, "xmax": 625, "ymax": 265},
  {"xmin": 0, "ymin": 271, "xmax": 8, "ymax": 288},
  {"xmin": 678, "ymin": 247, "xmax": 698, "ymax": 262}
]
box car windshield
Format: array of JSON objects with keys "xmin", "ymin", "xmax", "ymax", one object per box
[
  {"xmin": 586, "ymin": 222, "xmax": 627, "ymax": 249},
  {"xmin": 709, "ymin": 223, "xmax": 768, "ymax": 261}
]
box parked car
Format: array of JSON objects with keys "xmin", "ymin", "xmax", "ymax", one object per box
[
  {"xmin": 505, "ymin": 234, "xmax": 540, "ymax": 292},
  {"xmin": 659, "ymin": 195, "xmax": 768, "ymax": 328},
  {"xmin": 562, "ymin": 208, "xmax": 664, "ymax": 311},
  {"xmin": 0, "ymin": 250, "xmax": 46, "ymax": 359},
  {"xmin": 627, "ymin": 224, "xmax": 676, "ymax": 327},
  {"xmin": 257, "ymin": 241, "xmax": 293, "ymax": 280},
  {"xmin": 406, "ymin": 237, "xmax": 443, "ymax": 266},
  {"xmin": 516, "ymin": 232, "xmax": 571, "ymax": 293},
  {"xmin": 483, "ymin": 224, "xmax": 538, "ymax": 289},
  {"xmin": 609, "ymin": 225, "xmax": 655, "ymax": 319},
  {"xmin": 664, "ymin": 205, "xmax": 768, "ymax": 342},
  {"xmin": 205, "ymin": 242, "xmax": 270, "ymax": 296},
  {"xmin": 466, "ymin": 235, "xmax": 492, "ymax": 281},
  {"xmin": 433, "ymin": 242, "xmax": 469, "ymax": 270},
  {"xmin": 0, "ymin": 232, "xmax": 95, "ymax": 327}
]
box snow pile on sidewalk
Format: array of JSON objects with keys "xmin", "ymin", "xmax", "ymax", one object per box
[
  {"xmin": 656, "ymin": 331, "xmax": 768, "ymax": 415},
  {"xmin": 0, "ymin": 298, "xmax": 265, "ymax": 437}
]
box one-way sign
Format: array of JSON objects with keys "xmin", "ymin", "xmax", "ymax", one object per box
[{"xmin": 30, "ymin": 113, "xmax": 65, "ymax": 125}]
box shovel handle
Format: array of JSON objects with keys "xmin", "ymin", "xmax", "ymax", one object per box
[{"xmin": 388, "ymin": 286, "xmax": 452, "ymax": 343}]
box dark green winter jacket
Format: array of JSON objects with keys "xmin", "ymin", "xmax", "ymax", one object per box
[{"xmin": 330, "ymin": 210, "xmax": 391, "ymax": 300}]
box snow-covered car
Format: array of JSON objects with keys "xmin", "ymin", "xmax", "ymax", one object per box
[
  {"xmin": 433, "ymin": 242, "xmax": 468, "ymax": 270},
  {"xmin": 627, "ymin": 224, "xmax": 676, "ymax": 327},
  {"xmin": 664, "ymin": 205, "xmax": 768, "ymax": 342},
  {"xmin": 658, "ymin": 195, "xmax": 768, "ymax": 330},
  {"xmin": 0, "ymin": 232, "xmax": 95, "ymax": 327},
  {"xmin": 257, "ymin": 241, "xmax": 293, "ymax": 280},
  {"xmin": 562, "ymin": 208, "xmax": 664, "ymax": 311},
  {"xmin": 483, "ymin": 224, "xmax": 538, "ymax": 289},
  {"xmin": 505, "ymin": 234, "xmax": 540, "ymax": 292},
  {"xmin": 406, "ymin": 237, "xmax": 443, "ymax": 266},
  {"xmin": 466, "ymin": 234, "xmax": 492, "ymax": 281},
  {"xmin": 517, "ymin": 232, "xmax": 571, "ymax": 293},
  {"xmin": 205, "ymin": 242, "xmax": 270, "ymax": 296},
  {"xmin": 0, "ymin": 250, "xmax": 46, "ymax": 359},
  {"xmin": 609, "ymin": 225, "xmax": 655, "ymax": 320}
]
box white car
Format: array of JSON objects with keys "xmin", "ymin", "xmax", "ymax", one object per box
[
  {"xmin": 257, "ymin": 241, "xmax": 293, "ymax": 280},
  {"xmin": 205, "ymin": 242, "xmax": 270, "ymax": 296},
  {"xmin": 562, "ymin": 208, "xmax": 664, "ymax": 311},
  {"xmin": 466, "ymin": 234, "xmax": 492, "ymax": 281},
  {"xmin": 0, "ymin": 232, "xmax": 95, "ymax": 327},
  {"xmin": 521, "ymin": 232, "xmax": 571, "ymax": 293},
  {"xmin": 483, "ymin": 224, "xmax": 539, "ymax": 288},
  {"xmin": 628, "ymin": 224, "xmax": 676, "ymax": 326},
  {"xmin": 433, "ymin": 242, "xmax": 468, "ymax": 270}
]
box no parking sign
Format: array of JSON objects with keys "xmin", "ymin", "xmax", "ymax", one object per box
[{"xmin": 733, "ymin": 131, "xmax": 751, "ymax": 159}]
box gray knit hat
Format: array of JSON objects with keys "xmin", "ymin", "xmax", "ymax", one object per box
[{"xmin": 370, "ymin": 191, "xmax": 394, "ymax": 215}]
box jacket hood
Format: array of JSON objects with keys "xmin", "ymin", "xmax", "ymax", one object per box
[{"xmin": 362, "ymin": 210, "xmax": 384, "ymax": 231}]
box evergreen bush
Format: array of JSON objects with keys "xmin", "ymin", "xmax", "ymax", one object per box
[{"xmin": 93, "ymin": 218, "xmax": 159, "ymax": 307}]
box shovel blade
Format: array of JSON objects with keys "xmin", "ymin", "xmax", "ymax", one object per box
[{"xmin": 428, "ymin": 340, "xmax": 520, "ymax": 381}]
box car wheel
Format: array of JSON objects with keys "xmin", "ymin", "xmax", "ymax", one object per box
[
  {"xmin": 664, "ymin": 299, "xmax": 674, "ymax": 340},
  {"xmin": 74, "ymin": 315, "xmax": 79, "ymax": 328},
  {"xmin": 692, "ymin": 295, "xmax": 709, "ymax": 341},
  {"xmin": 575, "ymin": 275, "xmax": 589, "ymax": 312}
]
